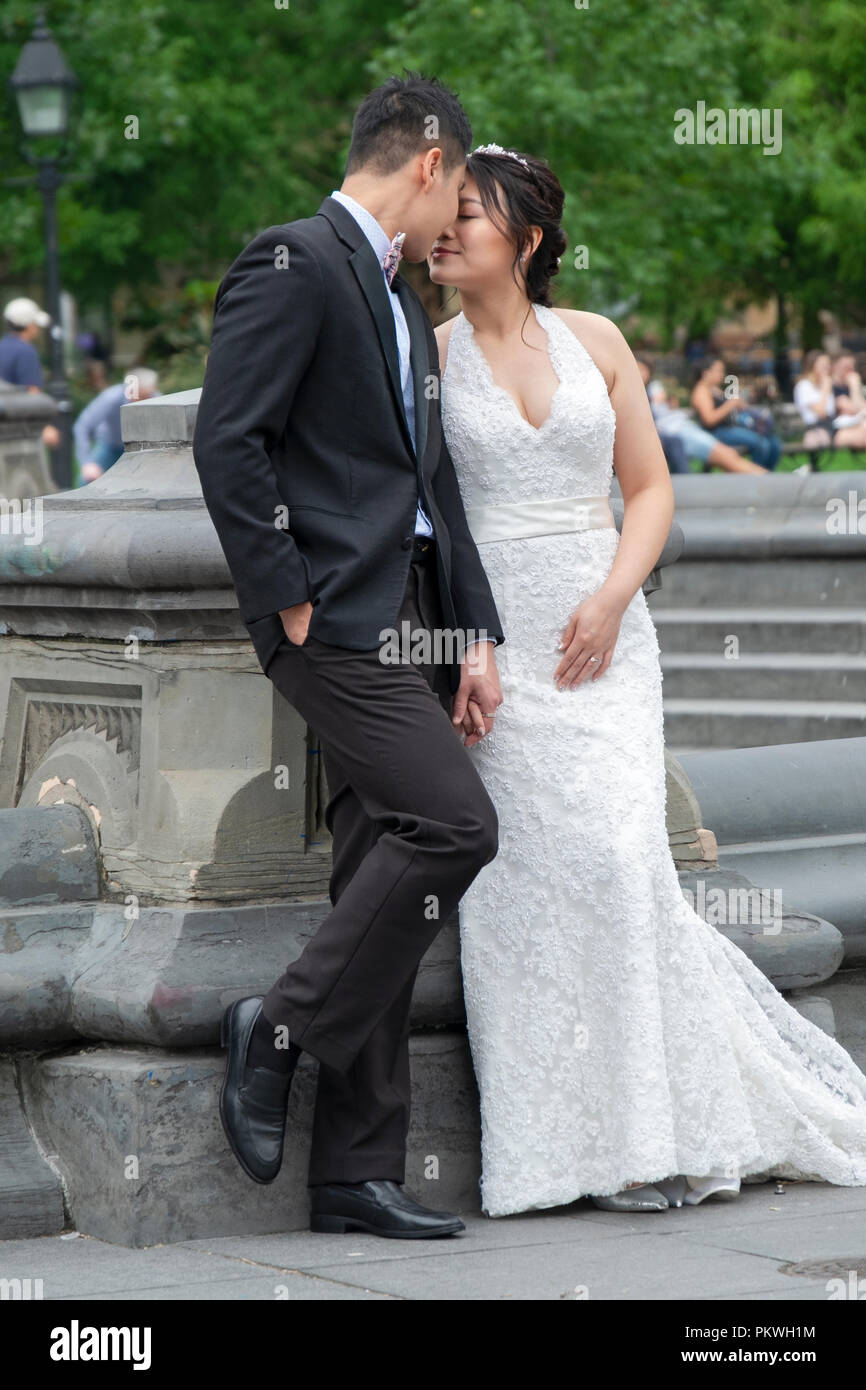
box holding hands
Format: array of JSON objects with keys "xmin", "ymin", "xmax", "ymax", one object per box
[{"xmin": 453, "ymin": 640, "xmax": 503, "ymax": 747}]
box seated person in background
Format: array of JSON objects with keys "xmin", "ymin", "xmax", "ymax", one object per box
[
  {"xmin": 830, "ymin": 354, "xmax": 866, "ymax": 448},
  {"xmin": 658, "ymin": 430, "xmax": 690, "ymax": 474},
  {"xmin": 691, "ymin": 357, "xmax": 781, "ymax": 470},
  {"xmin": 794, "ymin": 350, "xmax": 837, "ymax": 444},
  {"xmin": 635, "ymin": 356, "xmax": 766, "ymax": 474},
  {"xmin": 634, "ymin": 356, "xmax": 689, "ymax": 473},
  {"xmin": 74, "ymin": 368, "xmax": 160, "ymax": 482}
]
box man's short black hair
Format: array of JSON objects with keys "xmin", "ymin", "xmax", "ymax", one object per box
[{"xmin": 346, "ymin": 73, "xmax": 471, "ymax": 177}]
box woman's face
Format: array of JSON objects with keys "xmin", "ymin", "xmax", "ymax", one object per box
[
  {"xmin": 707, "ymin": 359, "xmax": 726, "ymax": 385},
  {"xmin": 427, "ymin": 172, "xmax": 520, "ymax": 294},
  {"xmin": 813, "ymin": 353, "xmax": 831, "ymax": 378},
  {"xmin": 833, "ymin": 354, "xmax": 854, "ymax": 380}
]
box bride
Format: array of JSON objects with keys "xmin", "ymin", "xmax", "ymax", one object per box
[{"xmin": 429, "ymin": 143, "xmax": 866, "ymax": 1216}]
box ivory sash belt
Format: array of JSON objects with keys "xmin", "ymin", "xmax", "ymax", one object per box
[{"xmin": 465, "ymin": 494, "xmax": 615, "ymax": 545}]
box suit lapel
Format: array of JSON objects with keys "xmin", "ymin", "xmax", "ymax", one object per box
[
  {"xmin": 347, "ymin": 242, "xmax": 413, "ymax": 450},
  {"xmin": 317, "ymin": 197, "xmax": 442, "ymax": 467},
  {"xmin": 394, "ymin": 277, "xmax": 430, "ymax": 466}
]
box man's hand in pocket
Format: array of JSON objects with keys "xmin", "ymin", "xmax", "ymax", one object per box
[{"xmin": 279, "ymin": 600, "xmax": 313, "ymax": 646}]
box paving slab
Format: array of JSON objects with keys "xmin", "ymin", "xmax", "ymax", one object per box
[{"xmin": 0, "ymin": 1179, "xmax": 863, "ymax": 1300}]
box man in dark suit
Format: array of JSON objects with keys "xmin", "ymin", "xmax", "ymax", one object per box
[{"xmin": 193, "ymin": 74, "xmax": 504, "ymax": 1238}]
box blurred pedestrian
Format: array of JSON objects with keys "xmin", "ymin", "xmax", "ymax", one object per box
[
  {"xmin": 0, "ymin": 297, "xmax": 61, "ymax": 449},
  {"xmin": 74, "ymin": 368, "xmax": 160, "ymax": 482}
]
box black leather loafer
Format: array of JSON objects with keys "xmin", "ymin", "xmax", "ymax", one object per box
[
  {"xmin": 310, "ymin": 1180, "xmax": 466, "ymax": 1238},
  {"xmin": 219, "ymin": 996, "xmax": 296, "ymax": 1184}
]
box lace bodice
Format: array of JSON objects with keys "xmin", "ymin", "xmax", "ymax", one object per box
[{"xmin": 441, "ymin": 303, "xmax": 617, "ymax": 507}]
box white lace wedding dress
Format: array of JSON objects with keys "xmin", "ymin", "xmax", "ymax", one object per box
[{"xmin": 440, "ymin": 302, "xmax": 866, "ymax": 1217}]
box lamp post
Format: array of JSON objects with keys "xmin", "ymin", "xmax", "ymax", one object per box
[{"xmin": 7, "ymin": 15, "xmax": 79, "ymax": 489}]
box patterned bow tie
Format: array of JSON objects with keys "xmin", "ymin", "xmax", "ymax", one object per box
[{"xmin": 382, "ymin": 231, "xmax": 405, "ymax": 287}]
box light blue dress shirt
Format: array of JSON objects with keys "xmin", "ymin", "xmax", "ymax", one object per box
[{"xmin": 331, "ymin": 189, "xmax": 433, "ymax": 538}]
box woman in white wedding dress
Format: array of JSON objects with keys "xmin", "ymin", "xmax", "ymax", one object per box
[{"xmin": 429, "ymin": 144, "xmax": 866, "ymax": 1218}]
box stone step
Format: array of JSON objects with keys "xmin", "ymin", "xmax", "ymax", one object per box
[
  {"xmin": 663, "ymin": 698, "xmax": 866, "ymax": 749},
  {"xmin": 805, "ymin": 967, "xmax": 866, "ymax": 1072},
  {"xmin": 17, "ymin": 1036, "xmax": 483, "ymax": 1245},
  {"xmin": 713, "ymin": 839, "xmax": 866, "ymax": 963},
  {"xmin": 653, "ymin": 607, "xmax": 866, "ymax": 655},
  {"xmin": 677, "ymin": 737, "xmax": 866, "ymax": 960},
  {"xmin": 660, "ymin": 653, "xmax": 866, "ymax": 700},
  {"xmin": 0, "ymin": 1059, "xmax": 65, "ymax": 1240},
  {"xmin": 651, "ymin": 558, "xmax": 866, "ymax": 608}
]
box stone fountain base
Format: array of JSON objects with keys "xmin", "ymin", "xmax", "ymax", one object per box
[{"xmin": 11, "ymin": 1033, "xmax": 482, "ymax": 1247}]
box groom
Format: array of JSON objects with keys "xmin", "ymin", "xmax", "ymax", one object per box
[{"xmin": 193, "ymin": 74, "xmax": 504, "ymax": 1238}]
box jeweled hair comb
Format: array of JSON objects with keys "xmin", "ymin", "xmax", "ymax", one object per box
[{"xmin": 472, "ymin": 143, "xmax": 530, "ymax": 167}]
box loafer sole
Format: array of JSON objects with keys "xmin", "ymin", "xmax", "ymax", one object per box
[{"xmin": 310, "ymin": 1213, "xmax": 464, "ymax": 1238}]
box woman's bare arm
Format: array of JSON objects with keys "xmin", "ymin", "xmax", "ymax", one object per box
[
  {"xmin": 691, "ymin": 378, "xmax": 738, "ymax": 426},
  {"xmin": 554, "ymin": 309, "xmax": 674, "ymax": 610}
]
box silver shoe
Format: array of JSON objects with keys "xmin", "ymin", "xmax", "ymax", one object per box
[
  {"xmin": 654, "ymin": 1175, "xmax": 688, "ymax": 1207},
  {"xmin": 589, "ymin": 1184, "xmax": 670, "ymax": 1212},
  {"xmin": 682, "ymin": 1173, "xmax": 741, "ymax": 1205},
  {"xmin": 656, "ymin": 1172, "xmax": 741, "ymax": 1206}
]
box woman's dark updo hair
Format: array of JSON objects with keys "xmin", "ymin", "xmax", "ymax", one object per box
[
  {"xmin": 466, "ymin": 147, "xmax": 568, "ymax": 307},
  {"xmin": 690, "ymin": 357, "xmax": 725, "ymax": 388}
]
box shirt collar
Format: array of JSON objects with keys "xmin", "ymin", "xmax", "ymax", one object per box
[{"xmin": 330, "ymin": 189, "xmax": 393, "ymax": 268}]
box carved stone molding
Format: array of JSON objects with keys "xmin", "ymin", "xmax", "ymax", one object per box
[{"xmin": 22, "ymin": 696, "xmax": 141, "ymax": 790}]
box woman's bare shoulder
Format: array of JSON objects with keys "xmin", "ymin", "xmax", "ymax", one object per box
[
  {"xmin": 433, "ymin": 314, "xmax": 459, "ymax": 372},
  {"xmin": 550, "ymin": 308, "xmax": 629, "ymax": 391}
]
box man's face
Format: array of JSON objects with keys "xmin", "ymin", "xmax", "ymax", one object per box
[
  {"xmin": 403, "ymin": 156, "xmax": 466, "ymax": 261},
  {"xmin": 436, "ymin": 160, "xmax": 466, "ymax": 238}
]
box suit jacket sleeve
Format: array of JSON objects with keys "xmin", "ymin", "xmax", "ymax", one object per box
[
  {"xmin": 432, "ymin": 431, "xmax": 505, "ymax": 647},
  {"xmin": 192, "ymin": 224, "xmax": 324, "ymax": 624},
  {"xmin": 426, "ymin": 325, "xmax": 505, "ymax": 648}
]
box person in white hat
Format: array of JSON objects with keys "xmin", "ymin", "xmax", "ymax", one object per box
[
  {"xmin": 0, "ymin": 298, "xmax": 61, "ymax": 449},
  {"xmin": 0, "ymin": 298, "xmax": 51, "ymax": 385}
]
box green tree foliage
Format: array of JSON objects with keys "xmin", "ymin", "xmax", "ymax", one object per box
[
  {"xmin": 1, "ymin": 0, "xmax": 863, "ymax": 351},
  {"xmin": 742, "ymin": 0, "xmax": 866, "ymax": 345},
  {"xmin": 0, "ymin": 0, "xmax": 400, "ymax": 298},
  {"xmin": 374, "ymin": 0, "xmax": 865, "ymax": 343}
]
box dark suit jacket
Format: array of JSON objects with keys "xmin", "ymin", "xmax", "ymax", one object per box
[{"xmin": 192, "ymin": 195, "xmax": 504, "ymax": 693}]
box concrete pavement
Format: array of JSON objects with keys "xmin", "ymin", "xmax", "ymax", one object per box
[{"xmin": 2, "ymin": 1177, "xmax": 865, "ymax": 1301}]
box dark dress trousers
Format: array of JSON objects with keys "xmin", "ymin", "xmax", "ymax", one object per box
[{"xmin": 193, "ymin": 197, "xmax": 503, "ymax": 1184}]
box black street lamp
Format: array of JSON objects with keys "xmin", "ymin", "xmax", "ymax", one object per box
[{"xmin": 7, "ymin": 14, "xmax": 80, "ymax": 489}]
